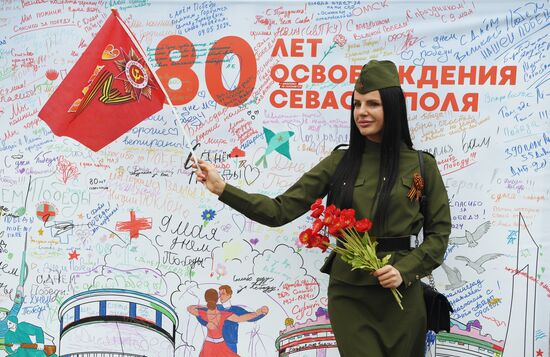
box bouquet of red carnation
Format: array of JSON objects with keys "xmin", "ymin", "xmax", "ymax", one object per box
[{"xmin": 299, "ymin": 198, "xmax": 404, "ymax": 310}]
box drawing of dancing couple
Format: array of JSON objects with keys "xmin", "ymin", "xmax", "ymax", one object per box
[{"xmin": 187, "ymin": 285, "xmax": 269, "ymax": 357}]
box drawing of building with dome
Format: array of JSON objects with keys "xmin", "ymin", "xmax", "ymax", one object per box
[
  {"xmin": 58, "ymin": 289, "xmax": 177, "ymax": 357},
  {"xmin": 275, "ymin": 308, "xmax": 337, "ymax": 356}
]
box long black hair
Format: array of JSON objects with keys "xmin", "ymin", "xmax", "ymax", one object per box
[{"xmin": 327, "ymin": 86, "xmax": 413, "ymax": 234}]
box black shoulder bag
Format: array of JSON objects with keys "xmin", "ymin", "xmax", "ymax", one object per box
[{"xmin": 417, "ymin": 150, "xmax": 454, "ymax": 333}]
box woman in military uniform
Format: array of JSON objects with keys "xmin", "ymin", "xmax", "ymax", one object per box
[{"xmin": 193, "ymin": 60, "xmax": 451, "ymax": 357}]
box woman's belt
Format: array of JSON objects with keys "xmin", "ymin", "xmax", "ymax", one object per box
[{"xmin": 372, "ymin": 235, "xmax": 415, "ymax": 252}]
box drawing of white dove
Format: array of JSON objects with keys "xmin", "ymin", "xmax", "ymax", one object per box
[
  {"xmin": 455, "ymin": 253, "xmax": 504, "ymax": 274},
  {"xmin": 441, "ymin": 262, "xmax": 467, "ymax": 291},
  {"xmin": 449, "ymin": 221, "xmax": 491, "ymax": 247}
]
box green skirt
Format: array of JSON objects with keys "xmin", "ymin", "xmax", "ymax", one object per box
[{"xmin": 328, "ymin": 277, "xmax": 426, "ymax": 357}]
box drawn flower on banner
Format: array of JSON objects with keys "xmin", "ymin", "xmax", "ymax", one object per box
[
  {"xmin": 315, "ymin": 307, "xmax": 329, "ymax": 318},
  {"xmin": 57, "ymin": 156, "xmax": 79, "ymax": 184},
  {"xmin": 45, "ymin": 69, "xmax": 59, "ymax": 81},
  {"xmin": 299, "ymin": 198, "xmax": 403, "ymax": 310},
  {"xmin": 201, "ymin": 209, "xmax": 216, "ymax": 226},
  {"xmin": 333, "ymin": 34, "xmax": 347, "ymax": 47},
  {"xmin": 215, "ymin": 263, "xmax": 227, "ymax": 279},
  {"xmin": 229, "ymin": 147, "xmax": 245, "ymax": 158}
]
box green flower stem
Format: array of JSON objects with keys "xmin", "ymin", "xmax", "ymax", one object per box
[
  {"xmin": 324, "ymin": 229, "xmax": 404, "ymax": 310},
  {"xmin": 392, "ymin": 288, "xmax": 404, "ymax": 309}
]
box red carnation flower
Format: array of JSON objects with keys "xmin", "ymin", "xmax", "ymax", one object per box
[
  {"xmin": 328, "ymin": 220, "xmax": 343, "ymax": 237},
  {"xmin": 299, "ymin": 228, "xmax": 313, "ymax": 245},
  {"xmin": 355, "ymin": 218, "xmax": 373, "ymax": 233},
  {"xmin": 325, "ymin": 204, "xmax": 337, "ymax": 215},
  {"xmin": 310, "ymin": 198, "xmax": 323, "ymax": 211},
  {"xmin": 318, "ymin": 234, "xmax": 330, "ymax": 252},
  {"xmin": 312, "ymin": 219, "xmax": 324, "ymax": 234},
  {"xmin": 322, "ymin": 205, "xmax": 337, "ymax": 224},
  {"xmin": 339, "ymin": 209, "xmax": 356, "ymax": 230},
  {"xmin": 296, "ymin": 198, "xmax": 402, "ymax": 309},
  {"xmin": 308, "ymin": 232, "xmax": 321, "ymax": 249},
  {"xmin": 311, "ymin": 207, "xmax": 324, "ymax": 218}
]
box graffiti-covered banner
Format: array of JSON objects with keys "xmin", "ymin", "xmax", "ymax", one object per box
[{"xmin": 0, "ymin": 1, "xmax": 548, "ymax": 356}]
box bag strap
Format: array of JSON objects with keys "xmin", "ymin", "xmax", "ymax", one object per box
[
  {"xmin": 416, "ymin": 151, "xmax": 437, "ymax": 290},
  {"xmin": 415, "ymin": 150, "xmax": 426, "ymax": 246}
]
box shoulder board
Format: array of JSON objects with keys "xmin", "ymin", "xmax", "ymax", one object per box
[
  {"xmin": 419, "ymin": 150, "xmax": 435, "ymax": 159},
  {"xmin": 332, "ymin": 144, "xmax": 349, "ymax": 152}
]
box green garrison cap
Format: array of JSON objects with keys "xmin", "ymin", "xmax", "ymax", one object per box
[{"xmin": 354, "ymin": 60, "xmax": 401, "ymax": 94}]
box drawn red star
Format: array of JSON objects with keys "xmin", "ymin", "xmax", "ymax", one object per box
[
  {"xmin": 536, "ymin": 348, "xmax": 543, "ymax": 357},
  {"xmin": 68, "ymin": 249, "xmax": 80, "ymax": 260}
]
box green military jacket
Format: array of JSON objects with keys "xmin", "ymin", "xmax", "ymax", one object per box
[{"xmin": 219, "ymin": 139, "xmax": 451, "ymax": 287}]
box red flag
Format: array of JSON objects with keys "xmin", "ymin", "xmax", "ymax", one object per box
[{"xmin": 38, "ymin": 10, "xmax": 165, "ymax": 152}]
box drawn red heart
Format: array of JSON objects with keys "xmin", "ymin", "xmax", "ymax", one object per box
[{"xmin": 102, "ymin": 44, "xmax": 120, "ymax": 60}]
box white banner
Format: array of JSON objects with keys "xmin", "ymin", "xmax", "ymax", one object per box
[{"xmin": 0, "ymin": 1, "xmax": 548, "ymax": 356}]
